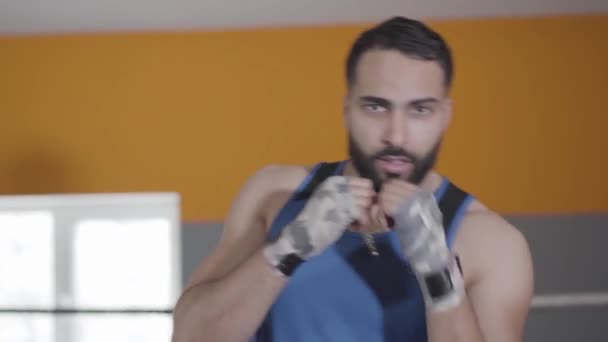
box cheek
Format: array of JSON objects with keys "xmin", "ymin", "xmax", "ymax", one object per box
[
  {"xmin": 348, "ymin": 111, "xmax": 379, "ymax": 137},
  {"xmin": 407, "ymin": 120, "xmax": 443, "ymax": 153},
  {"xmin": 344, "ymin": 109, "xmax": 361, "ymax": 133},
  {"xmin": 348, "ymin": 115, "xmax": 385, "ymax": 152}
]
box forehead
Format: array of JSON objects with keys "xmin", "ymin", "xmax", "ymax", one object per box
[{"xmin": 351, "ymin": 49, "xmax": 446, "ymax": 101}]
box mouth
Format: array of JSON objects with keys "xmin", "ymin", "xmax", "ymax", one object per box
[{"xmin": 375, "ymin": 156, "xmax": 413, "ymax": 175}]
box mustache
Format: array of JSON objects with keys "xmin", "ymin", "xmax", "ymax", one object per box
[
  {"xmin": 372, "ymin": 146, "xmax": 417, "ymax": 162},
  {"xmin": 366, "ymin": 146, "xmax": 418, "ymax": 191}
]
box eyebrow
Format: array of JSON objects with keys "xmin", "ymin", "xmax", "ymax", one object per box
[
  {"xmin": 359, "ymin": 96, "xmax": 391, "ymax": 107},
  {"xmin": 359, "ymin": 96, "xmax": 439, "ymax": 107},
  {"xmin": 409, "ymin": 97, "xmax": 439, "ymax": 107}
]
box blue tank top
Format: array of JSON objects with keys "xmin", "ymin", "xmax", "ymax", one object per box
[{"xmin": 252, "ymin": 160, "xmax": 474, "ymax": 342}]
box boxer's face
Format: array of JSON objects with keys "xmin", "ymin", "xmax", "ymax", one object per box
[{"xmin": 344, "ymin": 49, "xmax": 451, "ymax": 189}]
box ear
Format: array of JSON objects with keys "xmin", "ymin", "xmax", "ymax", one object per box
[
  {"xmin": 441, "ymin": 98, "xmax": 453, "ymax": 132},
  {"xmin": 342, "ymin": 95, "xmax": 351, "ymax": 128}
]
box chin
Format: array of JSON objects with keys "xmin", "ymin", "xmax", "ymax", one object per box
[{"xmin": 381, "ymin": 171, "xmax": 410, "ymax": 182}]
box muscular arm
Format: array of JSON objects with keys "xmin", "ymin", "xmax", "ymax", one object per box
[
  {"xmin": 171, "ymin": 166, "xmax": 294, "ymax": 342},
  {"xmin": 426, "ymin": 212, "xmax": 534, "ymax": 342}
]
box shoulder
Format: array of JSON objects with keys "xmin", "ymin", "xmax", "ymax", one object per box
[
  {"xmin": 452, "ymin": 199, "xmax": 534, "ymax": 291},
  {"xmin": 233, "ymin": 162, "xmax": 321, "ymax": 228},
  {"xmin": 449, "ymin": 198, "xmax": 534, "ymax": 338},
  {"xmin": 464, "ymin": 200, "xmax": 529, "ymax": 257},
  {"xmin": 240, "ymin": 163, "xmax": 318, "ymax": 197}
]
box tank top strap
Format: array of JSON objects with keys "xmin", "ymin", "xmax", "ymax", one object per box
[
  {"xmin": 436, "ymin": 179, "xmax": 475, "ymax": 247},
  {"xmin": 266, "ymin": 161, "xmax": 346, "ymax": 241}
]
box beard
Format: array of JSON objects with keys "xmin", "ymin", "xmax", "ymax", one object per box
[{"xmin": 348, "ymin": 133, "xmax": 441, "ymax": 192}]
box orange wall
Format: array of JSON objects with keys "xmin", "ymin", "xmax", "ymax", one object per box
[{"xmin": 1, "ymin": 15, "xmax": 607, "ymax": 220}]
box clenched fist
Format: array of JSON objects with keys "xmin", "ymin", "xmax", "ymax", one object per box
[
  {"xmin": 378, "ymin": 179, "xmax": 465, "ymax": 312},
  {"xmin": 264, "ymin": 176, "xmax": 379, "ymax": 275}
]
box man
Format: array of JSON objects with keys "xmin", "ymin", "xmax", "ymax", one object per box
[{"xmin": 172, "ymin": 16, "xmax": 534, "ymax": 342}]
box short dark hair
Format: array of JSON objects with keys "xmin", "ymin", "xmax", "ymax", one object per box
[{"xmin": 345, "ymin": 16, "xmax": 454, "ymax": 90}]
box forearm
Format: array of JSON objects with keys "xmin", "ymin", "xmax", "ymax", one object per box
[
  {"xmin": 414, "ymin": 251, "xmax": 486, "ymax": 341},
  {"xmin": 426, "ymin": 295, "xmax": 485, "ymax": 342},
  {"xmin": 172, "ymin": 249, "xmax": 287, "ymax": 342},
  {"xmin": 416, "ymin": 257, "xmax": 485, "ymax": 342}
]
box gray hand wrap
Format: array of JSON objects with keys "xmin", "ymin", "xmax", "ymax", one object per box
[
  {"xmin": 393, "ymin": 190, "xmax": 465, "ymax": 312},
  {"xmin": 264, "ymin": 176, "xmax": 359, "ymax": 275}
]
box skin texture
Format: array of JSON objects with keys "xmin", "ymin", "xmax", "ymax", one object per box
[{"xmin": 171, "ymin": 49, "xmax": 534, "ymax": 342}]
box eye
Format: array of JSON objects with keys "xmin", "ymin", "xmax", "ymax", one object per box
[
  {"xmin": 363, "ymin": 104, "xmax": 387, "ymax": 113},
  {"xmin": 411, "ymin": 105, "xmax": 432, "ymax": 117}
]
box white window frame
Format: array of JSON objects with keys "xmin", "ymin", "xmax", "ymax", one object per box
[{"xmin": 0, "ymin": 192, "xmax": 182, "ymax": 342}]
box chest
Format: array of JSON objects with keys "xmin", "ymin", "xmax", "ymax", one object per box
[{"xmin": 265, "ymin": 231, "xmax": 429, "ymax": 341}]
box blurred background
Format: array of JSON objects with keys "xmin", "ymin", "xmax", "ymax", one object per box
[{"xmin": 0, "ymin": 0, "xmax": 607, "ymax": 341}]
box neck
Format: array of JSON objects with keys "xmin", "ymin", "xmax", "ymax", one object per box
[{"xmin": 342, "ymin": 160, "xmax": 443, "ymax": 193}]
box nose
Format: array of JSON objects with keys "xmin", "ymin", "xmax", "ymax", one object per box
[{"xmin": 382, "ymin": 112, "xmax": 405, "ymax": 147}]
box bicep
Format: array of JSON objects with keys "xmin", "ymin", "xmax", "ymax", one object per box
[
  {"xmin": 185, "ymin": 167, "xmax": 274, "ymax": 288},
  {"xmin": 468, "ymin": 223, "xmax": 534, "ymax": 342}
]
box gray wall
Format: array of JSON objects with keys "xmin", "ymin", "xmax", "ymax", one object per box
[
  {"xmin": 181, "ymin": 214, "xmax": 608, "ymax": 341},
  {"xmin": 509, "ymin": 215, "xmax": 608, "ymax": 341}
]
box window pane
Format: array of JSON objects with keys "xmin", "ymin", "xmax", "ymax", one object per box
[
  {"xmin": 0, "ymin": 211, "xmax": 54, "ymax": 308},
  {"xmin": 72, "ymin": 219, "xmax": 173, "ymax": 308},
  {"xmin": 65, "ymin": 314, "xmax": 172, "ymax": 342},
  {"xmin": 0, "ymin": 314, "xmax": 54, "ymax": 342}
]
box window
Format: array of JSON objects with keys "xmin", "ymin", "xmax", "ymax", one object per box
[
  {"xmin": 0, "ymin": 211, "xmax": 55, "ymax": 309},
  {"xmin": 0, "ymin": 193, "xmax": 181, "ymax": 342},
  {"xmin": 72, "ymin": 219, "xmax": 174, "ymax": 309}
]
